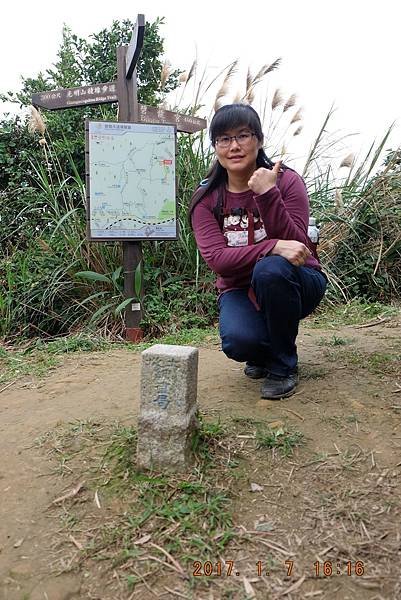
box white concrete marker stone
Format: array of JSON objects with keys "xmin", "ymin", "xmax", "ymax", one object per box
[{"xmin": 137, "ymin": 344, "xmax": 199, "ymax": 472}]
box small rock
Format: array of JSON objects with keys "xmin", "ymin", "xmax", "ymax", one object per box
[{"xmin": 255, "ymin": 521, "xmax": 274, "ymax": 532}]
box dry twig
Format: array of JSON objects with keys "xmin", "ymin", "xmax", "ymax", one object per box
[
  {"xmin": 279, "ymin": 575, "xmax": 306, "ymax": 596},
  {"xmin": 0, "ymin": 380, "xmax": 18, "ymax": 394},
  {"xmin": 149, "ymin": 542, "xmax": 187, "ymax": 578},
  {"xmin": 279, "ymin": 407, "xmax": 305, "ymax": 421},
  {"xmin": 352, "ymin": 317, "xmax": 392, "ymax": 329},
  {"xmin": 52, "ymin": 481, "xmax": 85, "ymax": 505}
]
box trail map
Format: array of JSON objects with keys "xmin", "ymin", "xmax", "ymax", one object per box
[{"xmin": 87, "ymin": 121, "xmax": 176, "ymax": 240}]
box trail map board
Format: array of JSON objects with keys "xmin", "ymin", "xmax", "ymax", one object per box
[{"xmin": 86, "ymin": 120, "xmax": 177, "ymax": 241}]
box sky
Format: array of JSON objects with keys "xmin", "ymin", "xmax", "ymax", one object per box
[{"xmin": 1, "ymin": 0, "xmax": 400, "ymax": 173}]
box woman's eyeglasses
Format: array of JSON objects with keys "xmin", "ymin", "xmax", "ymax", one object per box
[{"xmin": 214, "ymin": 132, "xmax": 256, "ymax": 148}]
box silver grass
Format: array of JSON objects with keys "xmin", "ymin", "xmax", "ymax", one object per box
[
  {"xmin": 29, "ymin": 106, "xmax": 46, "ymax": 136},
  {"xmin": 246, "ymin": 67, "xmax": 252, "ymax": 93},
  {"xmin": 160, "ymin": 61, "xmax": 171, "ymax": 89},
  {"xmin": 335, "ymin": 189, "xmax": 344, "ymax": 211},
  {"xmin": 290, "ymin": 108, "xmax": 302, "ymax": 124},
  {"xmin": 213, "ymin": 60, "xmax": 239, "ymax": 112},
  {"xmin": 340, "ymin": 153, "xmax": 355, "ymax": 168},
  {"xmin": 283, "ymin": 94, "xmax": 297, "ymax": 112},
  {"xmin": 233, "ymin": 89, "xmax": 242, "ymax": 103},
  {"xmin": 187, "ymin": 60, "xmax": 197, "ymax": 83},
  {"xmin": 244, "ymin": 85, "xmax": 255, "ymax": 104},
  {"xmin": 271, "ymin": 89, "xmax": 283, "ymax": 110}
]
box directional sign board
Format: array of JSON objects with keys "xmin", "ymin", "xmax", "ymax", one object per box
[
  {"xmin": 32, "ymin": 87, "xmax": 206, "ymax": 134},
  {"xmin": 86, "ymin": 120, "xmax": 177, "ymax": 241},
  {"xmin": 32, "ymin": 83, "xmax": 118, "ymax": 110},
  {"xmin": 137, "ymin": 104, "xmax": 206, "ymax": 134}
]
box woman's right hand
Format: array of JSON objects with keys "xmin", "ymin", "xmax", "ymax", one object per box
[{"xmin": 270, "ymin": 240, "xmax": 311, "ymax": 266}]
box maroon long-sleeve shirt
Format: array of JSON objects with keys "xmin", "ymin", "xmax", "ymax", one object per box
[{"xmin": 191, "ymin": 168, "xmax": 322, "ymax": 294}]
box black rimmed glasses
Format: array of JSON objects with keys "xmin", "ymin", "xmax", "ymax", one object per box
[{"xmin": 214, "ymin": 131, "xmax": 256, "ymax": 148}]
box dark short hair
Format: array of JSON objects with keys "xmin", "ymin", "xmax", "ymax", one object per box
[{"xmin": 210, "ymin": 103, "xmax": 263, "ymax": 145}]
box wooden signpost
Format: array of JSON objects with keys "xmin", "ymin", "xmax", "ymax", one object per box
[{"xmin": 32, "ymin": 14, "xmax": 206, "ymax": 342}]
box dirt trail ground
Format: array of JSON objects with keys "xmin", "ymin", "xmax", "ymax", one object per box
[{"xmin": 1, "ymin": 316, "xmax": 401, "ymax": 600}]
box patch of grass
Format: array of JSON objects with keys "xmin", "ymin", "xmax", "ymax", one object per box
[
  {"xmin": 32, "ymin": 334, "xmax": 112, "ymax": 354},
  {"xmin": 60, "ymin": 511, "xmax": 81, "ymax": 530},
  {"xmin": 317, "ymin": 334, "xmax": 353, "ymax": 347},
  {"xmin": 37, "ymin": 416, "xmax": 241, "ymax": 593},
  {"xmin": 255, "ymin": 425, "xmax": 304, "ymax": 456},
  {"xmin": 191, "ymin": 415, "xmax": 227, "ymax": 465},
  {"xmin": 0, "ymin": 347, "xmax": 60, "ymax": 384},
  {"xmin": 101, "ymin": 424, "xmax": 138, "ymax": 490},
  {"xmin": 197, "ymin": 415, "xmax": 226, "ymax": 439},
  {"xmin": 300, "ymin": 365, "xmax": 327, "ymax": 380},
  {"xmin": 325, "ymin": 348, "xmax": 401, "ymax": 375},
  {"xmin": 340, "ymin": 448, "xmax": 366, "ymax": 472},
  {"xmin": 306, "ymin": 299, "xmax": 399, "ymax": 329},
  {"xmin": 35, "ymin": 419, "xmax": 107, "ymax": 476},
  {"xmin": 0, "ymin": 334, "xmax": 113, "ymax": 384},
  {"xmin": 128, "ymin": 326, "xmax": 219, "ymax": 352},
  {"xmin": 310, "ymin": 451, "xmax": 330, "ymax": 464},
  {"xmin": 320, "ymin": 414, "xmax": 345, "ymax": 430},
  {"xmin": 87, "ymin": 417, "xmax": 236, "ymax": 574},
  {"xmin": 365, "ymin": 351, "xmax": 401, "ymax": 374}
]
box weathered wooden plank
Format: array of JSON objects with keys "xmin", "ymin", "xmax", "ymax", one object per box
[
  {"xmin": 32, "ymin": 82, "xmax": 118, "ymax": 110},
  {"xmin": 137, "ymin": 104, "xmax": 206, "ymax": 133}
]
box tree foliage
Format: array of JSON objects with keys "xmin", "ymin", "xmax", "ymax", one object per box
[{"xmin": 0, "ymin": 18, "xmax": 181, "ymax": 249}]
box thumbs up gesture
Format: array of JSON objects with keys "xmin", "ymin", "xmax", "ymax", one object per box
[{"xmin": 248, "ymin": 161, "xmax": 281, "ymax": 196}]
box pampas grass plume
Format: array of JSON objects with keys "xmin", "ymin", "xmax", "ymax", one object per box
[
  {"xmin": 340, "ymin": 153, "xmax": 355, "ymax": 168},
  {"xmin": 244, "ymin": 86, "xmax": 255, "ymax": 104},
  {"xmin": 213, "ymin": 60, "xmax": 238, "ymax": 112},
  {"xmin": 160, "ymin": 60, "xmax": 171, "ymax": 89},
  {"xmin": 186, "ymin": 60, "xmax": 197, "ymax": 83},
  {"xmin": 29, "ymin": 106, "xmax": 46, "ymax": 136},
  {"xmin": 283, "ymin": 94, "xmax": 296, "ymax": 112},
  {"xmin": 271, "ymin": 89, "xmax": 283, "ymax": 110},
  {"xmin": 335, "ymin": 189, "xmax": 344, "ymax": 211},
  {"xmin": 290, "ymin": 108, "xmax": 302, "ymax": 124},
  {"xmin": 232, "ymin": 90, "xmax": 242, "ymax": 103}
]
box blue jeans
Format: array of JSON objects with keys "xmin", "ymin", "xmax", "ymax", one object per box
[{"xmin": 218, "ymin": 256, "xmax": 327, "ymax": 376}]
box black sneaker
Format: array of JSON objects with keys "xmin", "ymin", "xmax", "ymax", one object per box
[
  {"xmin": 244, "ymin": 363, "xmax": 268, "ymax": 379},
  {"xmin": 260, "ymin": 371, "xmax": 299, "ymax": 400}
]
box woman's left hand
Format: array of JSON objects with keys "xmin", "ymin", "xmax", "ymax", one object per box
[{"xmin": 248, "ymin": 161, "xmax": 281, "ymax": 195}]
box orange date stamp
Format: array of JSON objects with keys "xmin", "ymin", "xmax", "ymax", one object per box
[{"xmin": 192, "ymin": 560, "xmax": 365, "ymax": 577}]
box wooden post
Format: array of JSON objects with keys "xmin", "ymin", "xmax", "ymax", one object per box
[{"xmin": 116, "ymin": 44, "xmax": 143, "ymax": 341}]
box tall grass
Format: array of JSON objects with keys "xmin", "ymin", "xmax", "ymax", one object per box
[
  {"xmin": 302, "ymin": 108, "xmax": 400, "ymax": 301},
  {"xmin": 0, "ymin": 106, "xmax": 217, "ymax": 340},
  {"xmin": 1, "ymin": 60, "xmax": 400, "ymax": 342}
]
